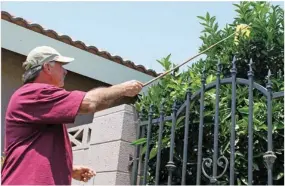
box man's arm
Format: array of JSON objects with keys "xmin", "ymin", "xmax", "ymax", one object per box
[{"xmin": 79, "ymin": 80, "xmax": 143, "ymax": 114}]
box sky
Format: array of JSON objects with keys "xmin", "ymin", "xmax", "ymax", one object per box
[{"xmin": 1, "ymin": 1, "xmax": 284, "ymax": 73}]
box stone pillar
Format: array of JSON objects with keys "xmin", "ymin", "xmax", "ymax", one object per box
[{"xmin": 69, "ymin": 104, "xmax": 138, "ymax": 185}]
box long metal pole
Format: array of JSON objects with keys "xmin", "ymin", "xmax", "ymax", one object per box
[{"xmin": 142, "ymin": 25, "xmax": 249, "ymax": 87}]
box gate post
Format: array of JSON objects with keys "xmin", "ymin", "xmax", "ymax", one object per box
[{"xmin": 69, "ymin": 104, "xmax": 138, "ymax": 185}]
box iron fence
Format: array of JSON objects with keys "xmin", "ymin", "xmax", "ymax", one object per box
[{"xmin": 131, "ymin": 57, "xmax": 284, "ymax": 185}]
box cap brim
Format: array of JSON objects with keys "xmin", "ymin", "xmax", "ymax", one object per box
[{"xmin": 54, "ymin": 56, "xmax": 74, "ymax": 64}]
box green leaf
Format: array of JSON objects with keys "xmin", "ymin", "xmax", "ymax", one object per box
[
  {"xmin": 206, "ymin": 12, "xmax": 210, "ymax": 22},
  {"xmin": 131, "ymin": 138, "xmax": 147, "ymax": 145},
  {"xmin": 176, "ymin": 116, "xmax": 186, "ymax": 127},
  {"xmin": 221, "ymin": 112, "xmax": 231, "ymax": 123},
  {"xmin": 141, "ymin": 145, "xmax": 147, "ymax": 155},
  {"xmin": 165, "ymin": 122, "xmax": 172, "ymax": 127},
  {"xmin": 253, "ymin": 163, "xmax": 259, "ymax": 171},
  {"xmin": 197, "ymin": 16, "xmax": 206, "ymax": 21},
  {"xmin": 241, "ymin": 177, "xmax": 248, "ymax": 185},
  {"xmin": 273, "ymin": 122, "xmax": 284, "ymax": 130},
  {"xmin": 222, "ymin": 140, "xmax": 230, "ymax": 154},
  {"xmin": 206, "ymin": 74, "xmax": 215, "ymax": 84},
  {"xmin": 236, "ymin": 151, "xmax": 244, "ymax": 157},
  {"xmin": 162, "ymin": 137, "xmax": 170, "ymax": 148},
  {"xmin": 253, "ymin": 152, "xmax": 264, "ymax": 158},
  {"xmin": 149, "ymin": 146, "xmax": 158, "ymax": 160},
  {"xmin": 210, "ymin": 16, "xmax": 216, "ymax": 25},
  {"xmin": 273, "ymin": 172, "xmax": 284, "ymax": 180},
  {"xmin": 237, "ymin": 179, "xmax": 241, "ymax": 185},
  {"xmin": 238, "ymin": 107, "xmax": 249, "ymax": 114},
  {"xmin": 244, "ymin": 99, "xmax": 249, "ymax": 105}
]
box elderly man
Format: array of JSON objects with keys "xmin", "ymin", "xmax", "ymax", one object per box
[{"xmin": 1, "ymin": 46, "xmax": 143, "ymax": 185}]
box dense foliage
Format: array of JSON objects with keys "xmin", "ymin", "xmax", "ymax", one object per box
[{"xmin": 133, "ymin": 1, "xmax": 284, "ymax": 185}]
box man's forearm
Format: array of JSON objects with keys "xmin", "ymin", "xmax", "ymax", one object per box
[{"xmin": 79, "ymin": 84, "xmax": 126, "ymax": 113}]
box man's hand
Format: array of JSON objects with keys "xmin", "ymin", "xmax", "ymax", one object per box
[
  {"xmin": 120, "ymin": 80, "xmax": 143, "ymax": 97},
  {"xmin": 72, "ymin": 165, "xmax": 96, "ymax": 182}
]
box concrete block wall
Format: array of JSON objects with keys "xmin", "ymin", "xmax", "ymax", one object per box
[{"xmin": 68, "ymin": 104, "xmax": 138, "ymax": 185}]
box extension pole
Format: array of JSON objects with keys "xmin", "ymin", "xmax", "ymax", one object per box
[{"xmin": 143, "ymin": 25, "xmax": 249, "ymax": 87}]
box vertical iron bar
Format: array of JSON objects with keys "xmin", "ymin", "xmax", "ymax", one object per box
[
  {"xmin": 181, "ymin": 88, "xmax": 191, "ymax": 185},
  {"xmin": 248, "ymin": 59, "xmax": 254, "ymax": 185},
  {"xmin": 142, "ymin": 105, "xmax": 154, "ymax": 185},
  {"xmin": 229, "ymin": 56, "xmax": 237, "ymax": 185},
  {"xmin": 267, "ymin": 71, "xmax": 273, "ymax": 185},
  {"xmin": 166, "ymin": 101, "xmax": 178, "ymax": 185},
  {"xmin": 131, "ymin": 113, "xmax": 143, "ymax": 185},
  {"xmin": 267, "ymin": 70, "xmax": 273, "ymax": 153},
  {"xmin": 139, "ymin": 126, "xmax": 146, "ymax": 185},
  {"xmin": 211, "ymin": 60, "xmax": 221, "ymax": 184},
  {"xmin": 263, "ymin": 69, "xmax": 276, "ymax": 186},
  {"xmin": 155, "ymin": 101, "xmax": 165, "ymax": 185},
  {"xmin": 196, "ymin": 65, "xmax": 206, "ymax": 185}
]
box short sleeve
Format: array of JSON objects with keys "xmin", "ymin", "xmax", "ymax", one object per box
[{"xmin": 31, "ymin": 86, "xmax": 86, "ymax": 124}]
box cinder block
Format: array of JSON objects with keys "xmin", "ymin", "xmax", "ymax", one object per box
[
  {"xmin": 115, "ymin": 171, "xmax": 132, "ymax": 185},
  {"xmin": 73, "ymin": 149, "xmax": 89, "ymax": 166},
  {"xmin": 93, "ymin": 104, "xmax": 135, "ymax": 119},
  {"xmin": 88, "ymin": 140, "xmax": 135, "ymax": 174},
  {"xmin": 90, "ymin": 108, "xmax": 138, "ymax": 144},
  {"xmin": 82, "ymin": 171, "xmax": 132, "ymax": 185},
  {"xmin": 92, "ymin": 172, "xmax": 117, "ymax": 185},
  {"xmin": 121, "ymin": 112, "xmax": 138, "ymax": 143},
  {"xmin": 90, "ymin": 112, "xmax": 124, "ymax": 144},
  {"xmin": 89, "ymin": 141, "xmax": 121, "ymax": 172},
  {"xmin": 118, "ymin": 141, "xmax": 135, "ymax": 173},
  {"xmin": 71, "ymin": 179, "xmax": 84, "ymax": 185}
]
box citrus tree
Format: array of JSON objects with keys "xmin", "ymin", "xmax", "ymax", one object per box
[{"xmin": 133, "ymin": 1, "xmax": 284, "ymax": 185}]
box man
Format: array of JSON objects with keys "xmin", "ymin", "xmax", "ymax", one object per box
[{"xmin": 1, "ymin": 46, "xmax": 143, "ymax": 185}]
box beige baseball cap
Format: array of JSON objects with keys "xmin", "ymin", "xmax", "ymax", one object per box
[
  {"xmin": 23, "ymin": 46, "xmax": 74, "ymax": 70},
  {"xmin": 22, "ymin": 46, "xmax": 74, "ymax": 83}
]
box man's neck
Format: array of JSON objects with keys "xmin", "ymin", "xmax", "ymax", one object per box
[{"xmin": 34, "ymin": 76, "xmax": 57, "ymax": 87}]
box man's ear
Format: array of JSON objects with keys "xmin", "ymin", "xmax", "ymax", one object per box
[{"xmin": 42, "ymin": 63, "xmax": 52, "ymax": 75}]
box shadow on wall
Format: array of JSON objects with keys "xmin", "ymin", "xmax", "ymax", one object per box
[{"xmin": 68, "ymin": 113, "xmax": 95, "ymax": 128}]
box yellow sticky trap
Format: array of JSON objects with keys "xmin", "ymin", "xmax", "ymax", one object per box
[{"xmin": 234, "ymin": 24, "xmax": 250, "ymax": 45}]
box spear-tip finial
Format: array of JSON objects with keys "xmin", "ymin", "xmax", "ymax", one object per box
[
  {"xmin": 266, "ymin": 69, "xmax": 272, "ymax": 90},
  {"xmin": 216, "ymin": 59, "xmax": 221, "ymax": 76},
  {"xmin": 149, "ymin": 104, "xmax": 154, "ymax": 116},
  {"xmin": 232, "ymin": 56, "xmax": 236, "ymax": 68},
  {"xmin": 201, "ymin": 63, "xmax": 206, "ymax": 83},
  {"xmin": 249, "ymin": 58, "xmax": 253, "ymax": 72},
  {"xmin": 267, "ymin": 69, "xmax": 272, "ymax": 81},
  {"xmin": 172, "ymin": 99, "xmax": 178, "ymax": 112}
]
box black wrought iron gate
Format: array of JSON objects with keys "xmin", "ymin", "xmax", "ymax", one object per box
[{"xmin": 131, "ymin": 57, "xmax": 284, "ymax": 185}]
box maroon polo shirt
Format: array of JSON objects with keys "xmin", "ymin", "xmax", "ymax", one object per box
[{"xmin": 1, "ymin": 83, "xmax": 86, "ymax": 185}]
